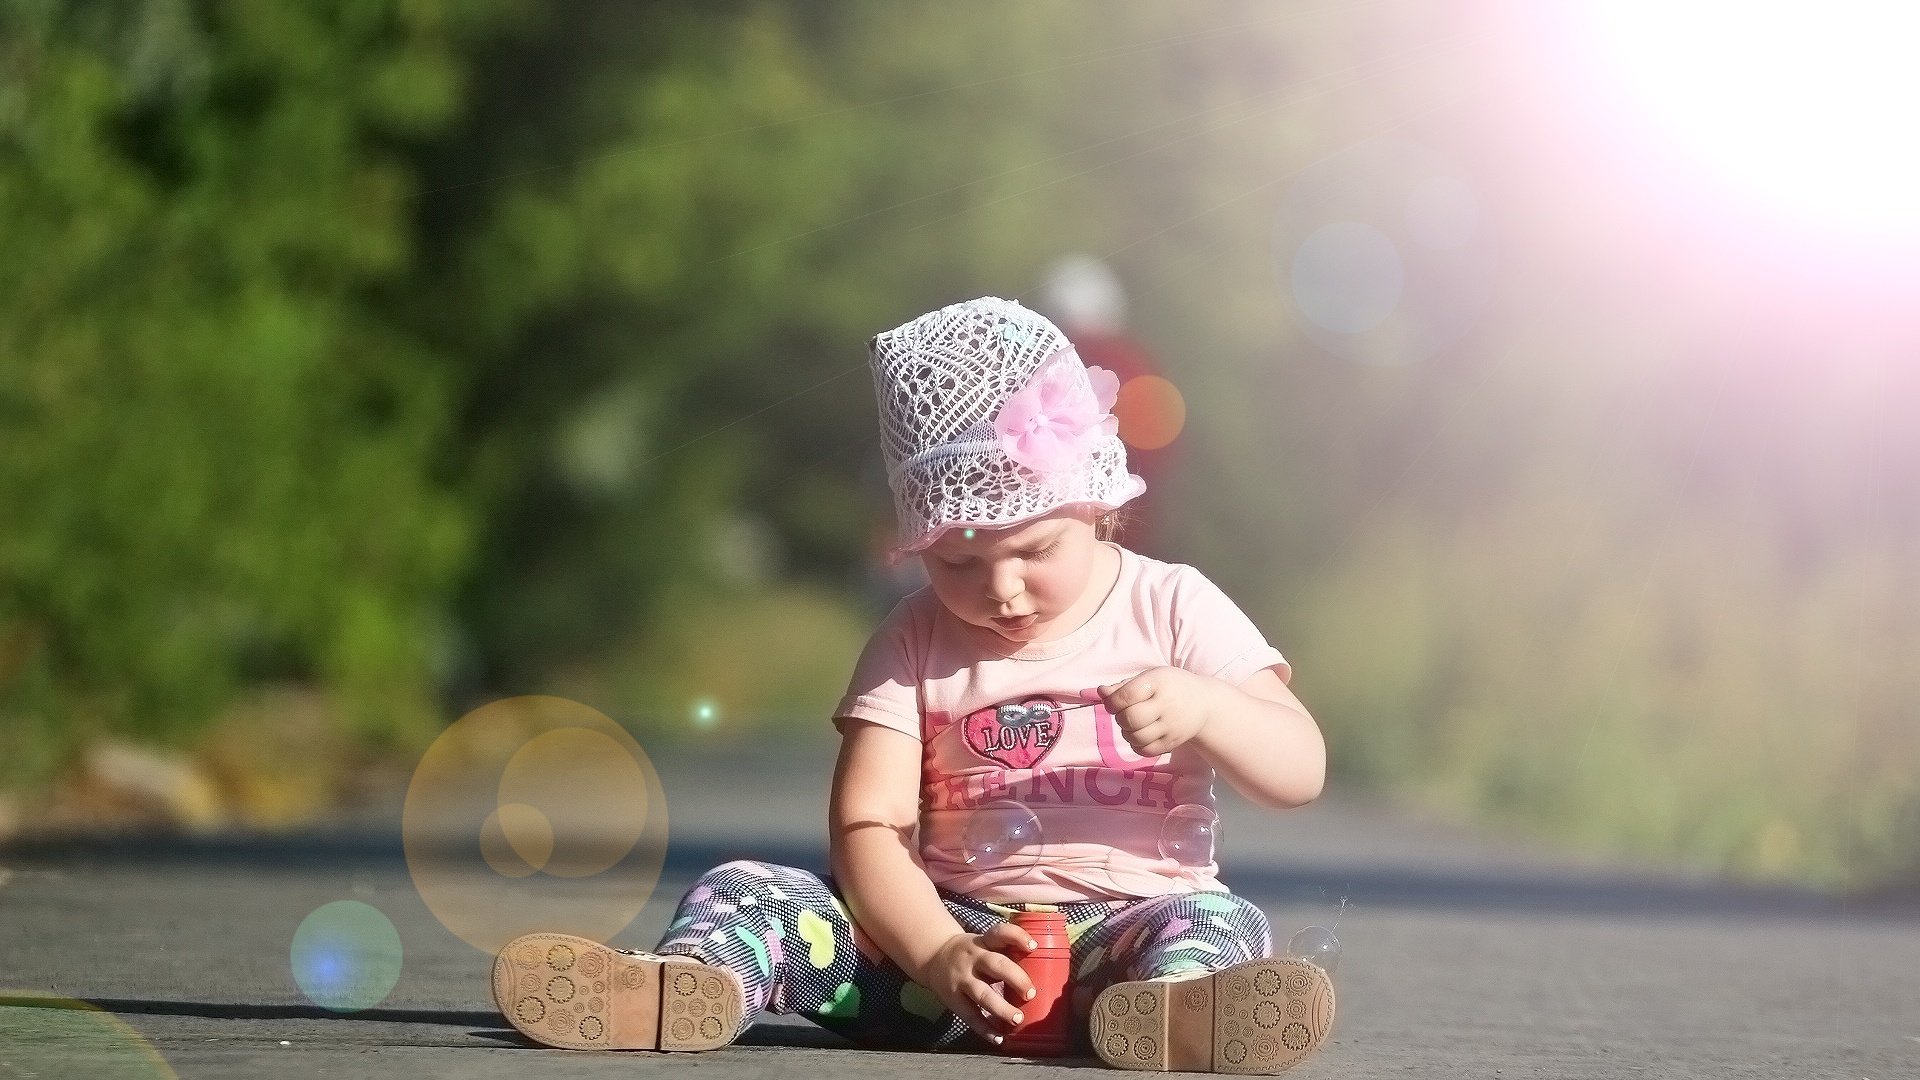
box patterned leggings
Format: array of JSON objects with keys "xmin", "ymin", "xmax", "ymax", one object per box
[{"xmin": 653, "ymin": 860, "xmax": 1273, "ymax": 1051}]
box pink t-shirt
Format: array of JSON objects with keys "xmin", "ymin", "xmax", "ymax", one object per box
[{"xmin": 832, "ymin": 543, "xmax": 1290, "ymax": 903}]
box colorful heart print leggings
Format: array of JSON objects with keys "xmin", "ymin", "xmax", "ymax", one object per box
[{"xmin": 653, "ymin": 859, "xmax": 1275, "ymax": 1051}]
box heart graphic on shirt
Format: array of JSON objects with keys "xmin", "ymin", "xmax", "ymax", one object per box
[{"xmin": 960, "ymin": 697, "xmax": 1065, "ymax": 770}]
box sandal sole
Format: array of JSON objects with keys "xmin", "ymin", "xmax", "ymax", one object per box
[
  {"xmin": 1089, "ymin": 957, "xmax": 1334, "ymax": 1074},
  {"xmin": 491, "ymin": 932, "xmax": 741, "ymax": 1052}
]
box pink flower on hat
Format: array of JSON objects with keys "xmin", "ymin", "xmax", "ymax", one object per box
[{"xmin": 992, "ymin": 348, "xmax": 1120, "ymax": 475}]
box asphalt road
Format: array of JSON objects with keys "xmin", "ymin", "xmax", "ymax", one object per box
[{"xmin": 3, "ymin": 742, "xmax": 1916, "ymax": 1079}]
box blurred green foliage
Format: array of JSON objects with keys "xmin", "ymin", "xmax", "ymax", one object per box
[
  {"xmin": 401, "ymin": 0, "xmax": 1364, "ymax": 707},
  {"xmin": 1, "ymin": 0, "xmax": 1913, "ymax": 888},
  {"xmin": 1261, "ymin": 291, "xmax": 1920, "ymax": 887},
  {"xmin": 0, "ymin": 0, "xmax": 517, "ymax": 784},
  {"xmin": 5, "ymin": 0, "xmax": 1336, "ymax": 773},
  {"xmin": 1291, "ymin": 499, "xmax": 1920, "ymax": 887}
]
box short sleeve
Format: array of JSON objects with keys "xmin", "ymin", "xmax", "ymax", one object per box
[
  {"xmin": 831, "ymin": 599, "xmax": 923, "ymax": 740},
  {"xmin": 1167, "ymin": 565, "xmax": 1291, "ymax": 687}
]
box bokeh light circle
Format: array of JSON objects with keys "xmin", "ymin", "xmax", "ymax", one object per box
[
  {"xmin": 1286, "ymin": 924, "xmax": 1343, "ymax": 975},
  {"xmin": 1157, "ymin": 803, "xmax": 1221, "ymax": 866},
  {"xmin": 1291, "ymin": 221, "xmax": 1404, "ymax": 334},
  {"xmin": 1274, "ymin": 137, "xmax": 1495, "ymax": 364},
  {"xmin": 290, "ymin": 901, "xmax": 403, "ymax": 1012},
  {"xmin": 691, "ymin": 699, "xmax": 718, "ymax": 728},
  {"xmin": 403, "ymin": 696, "xmax": 669, "ymax": 954},
  {"xmin": 1113, "ymin": 375, "xmax": 1188, "ymax": 450},
  {"xmin": 961, "ymin": 799, "xmax": 1044, "ymax": 867},
  {"xmin": 498, "ymin": 728, "xmax": 648, "ymax": 878},
  {"xmin": 0, "ymin": 993, "xmax": 177, "ymax": 1078},
  {"xmin": 480, "ymin": 802, "xmax": 554, "ymax": 877}
]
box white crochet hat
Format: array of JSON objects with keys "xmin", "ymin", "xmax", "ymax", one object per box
[{"xmin": 869, "ymin": 296, "xmax": 1146, "ymax": 559}]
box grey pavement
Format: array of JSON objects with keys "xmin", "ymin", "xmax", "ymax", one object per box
[{"xmin": 3, "ymin": 741, "xmax": 1917, "ymax": 1079}]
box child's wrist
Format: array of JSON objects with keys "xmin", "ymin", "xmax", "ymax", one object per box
[
  {"xmin": 1188, "ymin": 676, "xmax": 1241, "ymax": 751},
  {"xmin": 1196, "ymin": 675, "xmax": 1233, "ymax": 730},
  {"xmin": 904, "ymin": 930, "xmax": 970, "ymax": 987}
]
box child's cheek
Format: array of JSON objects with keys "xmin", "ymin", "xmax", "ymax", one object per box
[{"xmin": 1030, "ymin": 565, "xmax": 1069, "ymax": 609}]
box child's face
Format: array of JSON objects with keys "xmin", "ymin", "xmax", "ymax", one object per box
[{"xmin": 920, "ymin": 508, "xmax": 1104, "ymax": 645}]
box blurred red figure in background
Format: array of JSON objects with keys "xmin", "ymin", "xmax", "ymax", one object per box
[{"xmin": 1039, "ymin": 256, "xmax": 1186, "ymax": 561}]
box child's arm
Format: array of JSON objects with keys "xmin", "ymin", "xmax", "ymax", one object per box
[
  {"xmin": 1100, "ymin": 665, "xmax": 1326, "ymax": 809},
  {"xmin": 828, "ymin": 719, "xmax": 1035, "ymax": 1041}
]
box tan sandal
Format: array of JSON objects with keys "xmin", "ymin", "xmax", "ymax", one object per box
[
  {"xmin": 1089, "ymin": 956, "xmax": 1334, "ymax": 1073},
  {"xmin": 492, "ymin": 932, "xmax": 745, "ymax": 1051}
]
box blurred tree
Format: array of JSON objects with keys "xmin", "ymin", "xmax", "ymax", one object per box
[
  {"xmin": 410, "ymin": 0, "xmax": 1364, "ymax": 701},
  {"xmin": 0, "ymin": 0, "xmax": 1365, "ymax": 774},
  {"xmin": 0, "ymin": 0, "xmax": 521, "ymax": 783}
]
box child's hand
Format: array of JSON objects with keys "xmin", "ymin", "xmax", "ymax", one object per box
[
  {"xmin": 917, "ymin": 923, "xmax": 1039, "ymax": 1044},
  {"xmin": 1099, "ymin": 666, "xmax": 1220, "ymax": 757}
]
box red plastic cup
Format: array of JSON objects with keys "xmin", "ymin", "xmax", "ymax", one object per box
[{"xmin": 999, "ymin": 910, "xmax": 1072, "ymax": 1056}]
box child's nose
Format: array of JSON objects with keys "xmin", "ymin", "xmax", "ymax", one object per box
[{"xmin": 984, "ymin": 565, "xmax": 1023, "ymax": 603}]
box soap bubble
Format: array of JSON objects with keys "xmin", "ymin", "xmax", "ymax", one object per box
[
  {"xmin": 1158, "ymin": 804, "xmax": 1221, "ymax": 866},
  {"xmin": 962, "ymin": 800, "xmax": 1044, "ymax": 866},
  {"xmin": 1286, "ymin": 925, "xmax": 1342, "ymax": 975},
  {"xmin": 290, "ymin": 901, "xmax": 403, "ymax": 1012}
]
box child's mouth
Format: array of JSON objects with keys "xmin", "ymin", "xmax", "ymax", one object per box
[{"xmin": 992, "ymin": 614, "xmax": 1039, "ymax": 632}]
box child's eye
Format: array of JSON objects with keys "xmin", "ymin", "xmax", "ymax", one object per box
[{"xmin": 1024, "ymin": 543, "xmax": 1059, "ymax": 560}]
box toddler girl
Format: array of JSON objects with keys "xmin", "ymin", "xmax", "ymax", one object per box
[{"xmin": 492, "ymin": 297, "xmax": 1335, "ymax": 1072}]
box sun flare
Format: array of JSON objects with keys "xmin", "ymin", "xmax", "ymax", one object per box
[{"xmin": 1569, "ymin": 0, "xmax": 1920, "ymax": 237}]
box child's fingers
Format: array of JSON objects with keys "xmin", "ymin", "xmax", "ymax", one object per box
[
  {"xmin": 941, "ymin": 982, "xmax": 1006, "ymax": 1044},
  {"xmin": 1122, "ymin": 717, "xmax": 1170, "ymax": 752},
  {"xmin": 979, "ymin": 921, "xmax": 1036, "ymax": 958},
  {"xmin": 1099, "ymin": 675, "xmax": 1152, "ymax": 710},
  {"xmin": 981, "ymin": 952, "xmax": 1037, "ymax": 1002},
  {"xmin": 966, "ymin": 977, "xmax": 1025, "ymax": 1032},
  {"xmin": 958, "ymin": 1003, "xmax": 1005, "ymax": 1044}
]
